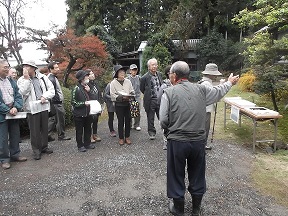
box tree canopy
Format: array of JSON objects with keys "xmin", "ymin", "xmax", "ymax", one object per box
[
  {"xmin": 46, "ymin": 28, "xmax": 109, "ymax": 87},
  {"xmin": 66, "ymin": 0, "xmax": 179, "ymax": 53},
  {"xmin": 233, "ymin": 0, "xmax": 288, "ymax": 111}
]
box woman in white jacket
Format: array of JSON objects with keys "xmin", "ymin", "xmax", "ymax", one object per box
[{"xmin": 17, "ymin": 60, "xmax": 55, "ymax": 160}]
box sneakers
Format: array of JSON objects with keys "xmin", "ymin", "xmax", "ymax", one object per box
[
  {"xmin": 33, "ymin": 153, "xmax": 41, "ymax": 160},
  {"xmin": 149, "ymin": 135, "xmax": 155, "ymax": 140},
  {"xmin": 205, "ymin": 145, "xmax": 212, "ymax": 150},
  {"xmin": 58, "ymin": 136, "xmax": 71, "ymax": 141},
  {"xmin": 1, "ymin": 162, "xmax": 11, "ymax": 169},
  {"xmin": 48, "ymin": 135, "xmax": 55, "ymax": 142},
  {"xmin": 10, "ymin": 156, "xmax": 27, "ymax": 162},
  {"xmin": 41, "ymin": 148, "xmax": 53, "ymax": 154},
  {"xmin": 110, "ymin": 131, "xmax": 117, "ymax": 137},
  {"xmin": 78, "ymin": 146, "xmax": 87, "ymax": 152},
  {"xmin": 136, "ymin": 127, "xmax": 141, "ymax": 131},
  {"xmin": 86, "ymin": 144, "xmax": 95, "ymax": 149}
]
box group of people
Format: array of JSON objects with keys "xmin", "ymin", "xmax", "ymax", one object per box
[{"xmin": 0, "ymin": 57, "xmax": 239, "ymax": 216}]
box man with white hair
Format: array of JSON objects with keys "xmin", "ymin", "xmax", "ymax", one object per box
[
  {"xmin": 160, "ymin": 61, "xmax": 239, "ymax": 216},
  {"xmin": 140, "ymin": 58, "xmax": 163, "ymax": 140},
  {"xmin": 0, "ymin": 59, "xmax": 27, "ymax": 169},
  {"xmin": 17, "ymin": 60, "xmax": 55, "ymax": 160}
]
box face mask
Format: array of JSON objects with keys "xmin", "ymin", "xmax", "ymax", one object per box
[{"xmin": 83, "ymin": 79, "xmax": 89, "ymax": 84}]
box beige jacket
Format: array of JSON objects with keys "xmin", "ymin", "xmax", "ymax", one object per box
[{"xmin": 110, "ymin": 78, "xmax": 135, "ymax": 102}]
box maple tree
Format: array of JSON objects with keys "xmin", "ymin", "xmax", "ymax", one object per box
[{"xmin": 46, "ymin": 28, "xmax": 109, "ymax": 87}]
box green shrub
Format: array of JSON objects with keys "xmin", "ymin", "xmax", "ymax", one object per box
[{"xmin": 62, "ymin": 85, "xmax": 74, "ymax": 126}]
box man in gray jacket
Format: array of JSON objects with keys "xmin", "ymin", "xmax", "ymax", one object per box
[
  {"xmin": 159, "ymin": 61, "xmax": 239, "ymax": 216},
  {"xmin": 140, "ymin": 58, "xmax": 163, "ymax": 140}
]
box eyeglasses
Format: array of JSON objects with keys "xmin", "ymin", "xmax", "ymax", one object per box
[{"xmin": 1, "ymin": 65, "xmax": 11, "ymax": 70}]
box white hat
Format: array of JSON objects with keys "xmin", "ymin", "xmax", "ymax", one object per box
[
  {"xmin": 22, "ymin": 60, "xmax": 38, "ymax": 69},
  {"xmin": 129, "ymin": 64, "xmax": 138, "ymax": 70},
  {"xmin": 202, "ymin": 63, "xmax": 222, "ymax": 76}
]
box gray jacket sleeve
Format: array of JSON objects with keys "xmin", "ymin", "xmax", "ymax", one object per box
[
  {"xmin": 159, "ymin": 93, "xmax": 169, "ymax": 130},
  {"xmin": 205, "ymin": 81, "xmax": 232, "ymax": 106}
]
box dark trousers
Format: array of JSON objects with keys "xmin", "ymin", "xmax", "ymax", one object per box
[
  {"xmin": 27, "ymin": 111, "xmax": 49, "ymax": 155},
  {"xmin": 167, "ymin": 139, "xmax": 206, "ymax": 199},
  {"xmin": 115, "ymin": 105, "xmax": 131, "ymax": 139},
  {"xmin": 146, "ymin": 98, "xmax": 159, "ymax": 136},
  {"xmin": 74, "ymin": 116, "xmax": 92, "ymax": 148},
  {"xmin": 48, "ymin": 104, "xmax": 66, "ymax": 138},
  {"xmin": 0, "ymin": 119, "xmax": 21, "ymax": 163},
  {"xmin": 91, "ymin": 114, "xmax": 100, "ymax": 135},
  {"xmin": 108, "ymin": 112, "xmax": 115, "ymax": 132}
]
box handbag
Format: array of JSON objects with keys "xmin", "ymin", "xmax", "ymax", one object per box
[{"xmin": 130, "ymin": 99, "xmax": 140, "ymax": 118}]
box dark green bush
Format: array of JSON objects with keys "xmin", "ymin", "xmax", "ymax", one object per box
[{"xmin": 62, "ymin": 85, "xmax": 74, "ymax": 126}]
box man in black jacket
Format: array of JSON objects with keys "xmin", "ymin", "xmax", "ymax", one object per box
[
  {"xmin": 47, "ymin": 62, "xmax": 71, "ymax": 141},
  {"xmin": 140, "ymin": 58, "xmax": 163, "ymax": 140}
]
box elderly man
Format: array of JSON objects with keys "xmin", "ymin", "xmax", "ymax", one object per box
[
  {"xmin": 140, "ymin": 58, "xmax": 163, "ymax": 140},
  {"xmin": 199, "ymin": 63, "xmax": 225, "ymax": 150},
  {"xmin": 8, "ymin": 68, "xmax": 18, "ymax": 80},
  {"xmin": 159, "ymin": 61, "xmax": 239, "ymax": 216},
  {"xmin": 47, "ymin": 61, "xmax": 71, "ymax": 142},
  {"xmin": 0, "ymin": 59, "xmax": 27, "ymax": 169},
  {"xmin": 17, "ymin": 60, "xmax": 55, "ymax": 160}
]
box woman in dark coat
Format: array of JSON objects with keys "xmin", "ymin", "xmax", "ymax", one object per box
[
  {"xmin": 87, "ymin": 69, "xmax": 103, "ymax": 143},
  {"xmin": 71, "ymin": 70, "xmax": 95, "ymax": 152}
]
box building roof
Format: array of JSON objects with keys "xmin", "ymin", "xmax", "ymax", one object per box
[{"xmin": 137, "ymin": 39, "xmax": 201, "ymax": 52}]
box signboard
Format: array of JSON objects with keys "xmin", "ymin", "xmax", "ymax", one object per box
[{"xmin": 230, "ymin": 105, "xmax": 240, "ymax": 124}]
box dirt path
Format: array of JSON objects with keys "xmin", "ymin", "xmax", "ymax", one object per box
[{"xmin": 1, "ymin": 112, "xmax": 288, "ymax": 215}]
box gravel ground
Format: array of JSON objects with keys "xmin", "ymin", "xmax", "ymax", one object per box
[{"xmin": 1, "ymin": 110, "xmax": 288, "ymax": 216}]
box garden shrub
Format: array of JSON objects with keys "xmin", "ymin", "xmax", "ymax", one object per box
[
  {"xmin": 238, "ymin": 70, "xmax": 256, "ymax": 92},
  {"xmin": 62, "ymin": 85, "xmax": 74, "ymax": 126}
]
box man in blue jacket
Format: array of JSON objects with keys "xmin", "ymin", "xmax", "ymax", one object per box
[{"xmin": 0, "ymin": 59, "xmax": 27, "ymax": 169}]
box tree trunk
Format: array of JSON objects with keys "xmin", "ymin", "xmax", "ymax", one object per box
[
  {"xmin": 271, "ymin": 89, "xmax": 278, "ymax": 112},
  {"xmin": 63, "ymin": 56, "xmax": 76, "ymax": 88}
]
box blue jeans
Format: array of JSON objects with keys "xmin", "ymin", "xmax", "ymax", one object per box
[{"xmin": 0, "ymin": 119, "xmax": 21, "ymax": 163}]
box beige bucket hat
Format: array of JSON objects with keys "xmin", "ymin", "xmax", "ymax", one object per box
[
  {"xmin": 202, "ymin": 63, "xmax": 222, "ymax": 76},
  {"xmin": 22, "ymin": 60, "xmax": 38, "ymax": 69}
]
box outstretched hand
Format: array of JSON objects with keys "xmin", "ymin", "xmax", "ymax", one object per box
[{"xmin": 228, "ymin": 73, "xmax": 239, "ymax": 85}]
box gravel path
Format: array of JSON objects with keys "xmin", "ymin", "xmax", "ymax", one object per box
[{"xmin": 1, "ymin": 110, "xmax": 288, "ymax": 216}]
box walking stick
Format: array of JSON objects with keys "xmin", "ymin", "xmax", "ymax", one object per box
[{"xmin": 210, "ymin": 103, "xmax": 218, "ymax": 143}]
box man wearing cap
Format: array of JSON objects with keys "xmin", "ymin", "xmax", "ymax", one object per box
[
  {"xmin": 140, "ymin": 58, "xmax": 163, "ymax": 140},
  {"xmin": 127, "ymin": 64, "xmax": 141, "ymax": 131},
  {"xmin": 17, "ymin": 60, "xmax": 55, "ymax": 160},
  {"xmin": 71, "ymin": 70, "xmax": 96, "ymax": 152},
  {"xmin": 47, "ymin": 61, "xmax": 71, "ymax": 142},
  {"xmin": 159, "ymin": 61, "xmax": 239, "ymax": 215},
  {"xmin": 199, "ymin": 63, "xmax": 225, "ymax": 150},
  {"xmin": 0, "ymin": 59, "xmax": 27, "ymax": 169}
]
